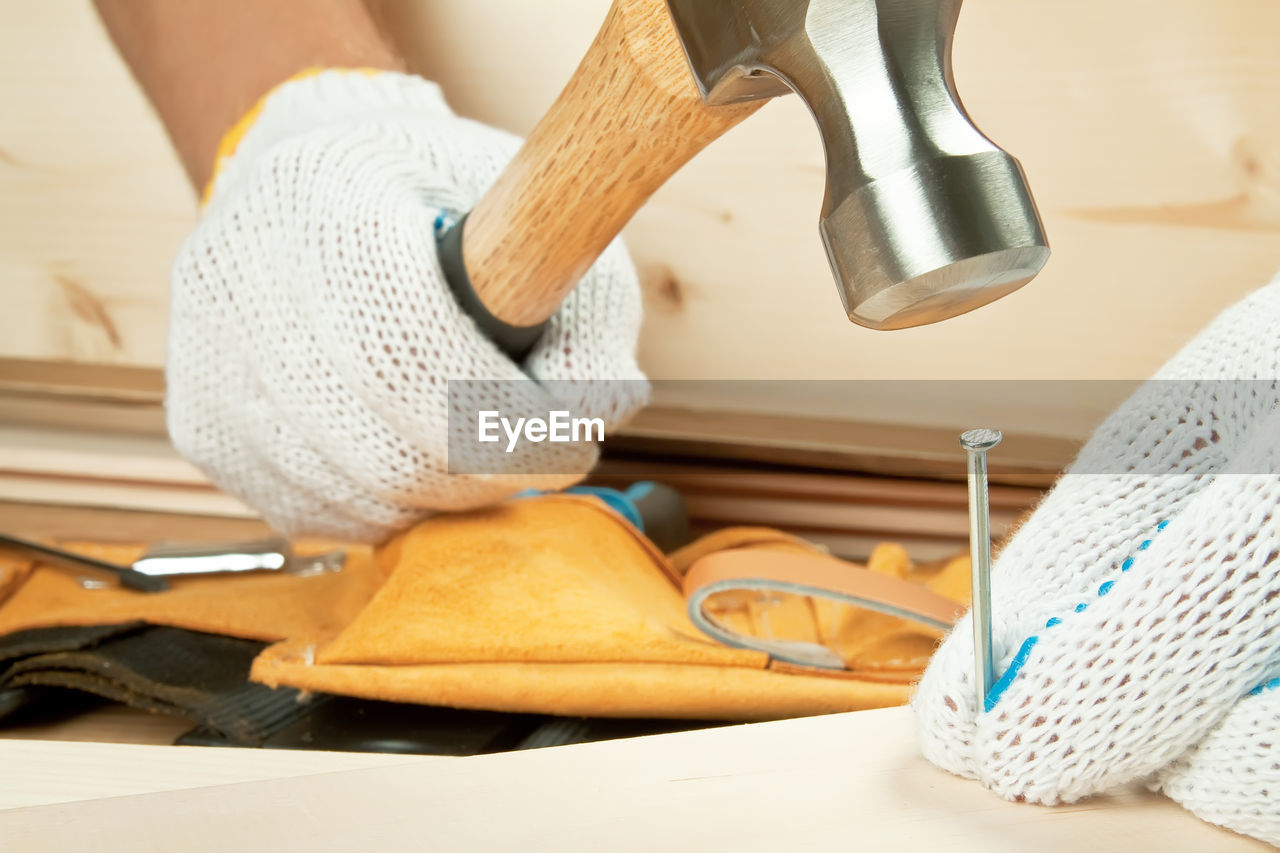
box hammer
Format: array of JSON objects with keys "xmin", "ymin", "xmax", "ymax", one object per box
[{"xmin": 438, "ymin": 0, "xmax": 1049, "ymax": 357}]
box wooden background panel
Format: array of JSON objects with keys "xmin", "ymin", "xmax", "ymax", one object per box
[
  {"xmin": 0, "ymin": 0, "xmax": 194, "ymax": 366},
  {"xmin": 2, "ymin": 1, "xmax": 1277, "ymax": 431},
  {"xmin": 383, "ymin": 0, "xmax": 1280, "ymax": 386}
]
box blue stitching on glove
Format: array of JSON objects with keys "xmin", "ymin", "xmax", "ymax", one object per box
[
  {"xmin": 984, "ymin": 636, "xmax": 1039, "ymax": 712},
  {"xmin": 982, "ymin": 519, "xmax": 1169, "ymax": 713},
  {"xmin": 1249, "ymin": 677, "xmax": 1279, "ymax": 696}
]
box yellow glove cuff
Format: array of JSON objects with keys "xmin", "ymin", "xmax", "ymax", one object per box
[{"xmin": 201, "ymin": 67, "xmax": 383, "ymax": 207}]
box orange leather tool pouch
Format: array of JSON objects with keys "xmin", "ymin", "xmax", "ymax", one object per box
[{"xmin": 0, "ymin": 495, "xmax": 968, "ymax": 720}]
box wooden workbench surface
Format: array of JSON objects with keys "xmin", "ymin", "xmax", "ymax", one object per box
[
  {"xmin": 0, "ymin": 707, "xmax": 1264, "ymax": 851},
  {"xmin": 0, "ymin": 736, "xmax": 417, "ymax": 812}
]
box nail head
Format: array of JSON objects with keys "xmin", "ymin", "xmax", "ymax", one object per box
[{"xmin": 960, "ymin": 428, "xmax": 1003, "ymax": 451}]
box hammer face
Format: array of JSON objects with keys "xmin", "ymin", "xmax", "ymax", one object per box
[
  {"xmin": 821, "ymin": 149, "xmax": 1050, "ymax": 330},
  {"xmin": 666, "ymin": 0, "xmax": 1050, "ymax": 330}
]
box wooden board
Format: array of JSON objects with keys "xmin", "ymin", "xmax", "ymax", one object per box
[
  {"xmin": 0, "ymin": 355, "xmax": 1083, "ymax": 496},
  {"xmin": 2, "ymin": 1, "xmax": 1278, "ymax": 445},
  {"xmin": 0, "ymin": 736, "xmax": 419, "ymax": 811},
  {"xmin": 0, "ymin": 426, "xmax": 1047, "ymax": 562},
  {"xmin": 0, "ymin": 501, "xmax": 273, "ymax": 542},
  {"xmin": 0, "ymin": 707, "xmax": 1263, "ymax": 851}
]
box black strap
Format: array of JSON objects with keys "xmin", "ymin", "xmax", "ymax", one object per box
[
  {"xmin": 0, "ymin": 623, "xmax": 728, "ymax": 753},
  {"xmin": 437, "ymin": 212, "xmax": 549, "ymax": 361},
  {"xmin": 0, "ymin": 624, "xmax": 307, "ymax": 744}
]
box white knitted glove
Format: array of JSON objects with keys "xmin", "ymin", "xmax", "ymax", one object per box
[
  {"xmin": 166, "ymin": 70, "xmax": 647, "ymax": 542},
  {"xmin": 911, "ymin": 269, "xmax": 1280, "ymax": 846},
  {"xmin": 1155, "ymin": 681, "xmax": 1280, "ymax": 846}
]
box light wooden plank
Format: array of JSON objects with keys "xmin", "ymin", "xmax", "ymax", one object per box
[
  {"xmin": 0, "ymin": 424, "xmax": 206, "ymax": 485},
  {"xmin": 0, "ymin": 501, "xmax": 272, "ymax": 541},
  {"xmin": 0, "ymin": 420, "xmax": 1047, "ymax": 554},
  {"xmin": 0, "ymin": 473, "xmax": 255, "ymax": 519},
  {"xmin": 0, "ymin": 737, "xmax": 419, "ymax": 811},
  {"xmin": 0, "ymin": 707, "xmax": 1262, "ymax": 851},
  {"xmin": 0, "ymin": 375, "xmax": 1079, "ymax": 489},
  {"xmin": 593, "ymin": 460, "xmax": 1044, "ymax": 509}
]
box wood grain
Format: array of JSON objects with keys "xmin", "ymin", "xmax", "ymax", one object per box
[
  {"xmin": 2, "ymin": 1, "xmax": 1278, "ymax": 443},
  {"xmin": 0, "ymin": 707, "xmax": 1264, "ymax": 850},
  {"xmin": 0, "ymin": 359, "xmax": 1081, "ymax": 487},
  {"xmin": 0, "ymin": 500, "xmax": 272, "ymax": 542},
  {"xmin": 0, "ymin": 405, "xmax": 1051, "ymax": 563},
  {"xmin": 462, "ymin": 0, "xmax": 764, "ymax": 326}
]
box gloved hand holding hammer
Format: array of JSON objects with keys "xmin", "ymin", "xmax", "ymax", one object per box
[
  {"xmin": 94, "ymin": 0, "xmax": 648, "ymax": 542},
  {"xmin": 96, "ymin": 0, "xmax": 1049, "ymax": 541}
]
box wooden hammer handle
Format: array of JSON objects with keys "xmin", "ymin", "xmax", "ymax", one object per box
[{"xmin": 458, "ymin": 0, "xmax": 764, "ymax": 330}]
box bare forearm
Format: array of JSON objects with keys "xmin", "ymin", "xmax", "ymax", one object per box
[{"xmin": 93, "ymin": 0, "xmax": 404, "ymax": 191}]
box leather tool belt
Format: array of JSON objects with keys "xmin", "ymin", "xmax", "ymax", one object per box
[{"xmin": 0, "ymin": 494, "xmax": 969, "ymax": 739}]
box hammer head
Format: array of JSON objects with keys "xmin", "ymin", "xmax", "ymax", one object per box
[{"xmin": 666, "ymin": 0, "xmax": 1049, "ymax": 330}]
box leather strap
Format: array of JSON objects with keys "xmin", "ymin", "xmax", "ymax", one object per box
[
  {"xmin": 683, "ymin": 549, "xmax": 964, "ymax": 670},
  {"xmin": 0, "ymin": 623, "xmax": 310, "ymax": 743}
]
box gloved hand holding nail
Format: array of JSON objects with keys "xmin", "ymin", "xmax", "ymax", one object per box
[
  {"xmin": 92, "ymin": 0, "xmax": 655, "ymax": 544},
  {"xmin": 912, "ymin": 270, "xmax": 1280, "ymax": 846}
]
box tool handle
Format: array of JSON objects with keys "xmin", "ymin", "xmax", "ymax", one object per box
[
  {"xmin": 440, "ymin": 0, "xmax": 765, "ymax": 356},
  {"xmin": 625, "ymin": 482, "xmax": 690, "ymax": 553},
  {"xmin": 0, "ymin": 533, "xmax": 169, "ymax": 593}
]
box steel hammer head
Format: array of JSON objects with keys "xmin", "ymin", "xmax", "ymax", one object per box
[{"xmin": 666, "ymin": 0, "xmax": 1049, "ymax": 330}]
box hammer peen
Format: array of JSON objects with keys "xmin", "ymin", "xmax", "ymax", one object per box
[{"xmin": 438, "ymin": 0, "xmax": 1050, "ymax": 357}]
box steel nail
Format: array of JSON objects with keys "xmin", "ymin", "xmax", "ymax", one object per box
[{"xmin": 960, "ymin": 428, "xmax": 1002, "ymax": 711}]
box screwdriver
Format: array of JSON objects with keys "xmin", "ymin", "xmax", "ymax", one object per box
[{"xmin": 0, "ymin": 532, "xmax": 169, "ymax": 593}]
